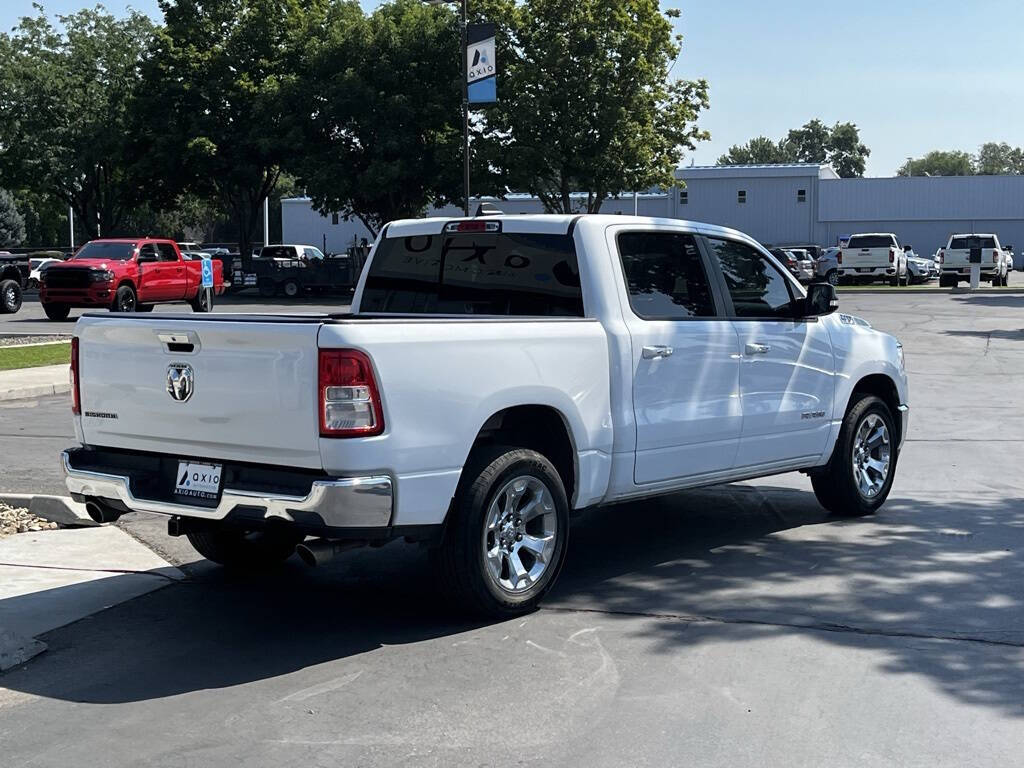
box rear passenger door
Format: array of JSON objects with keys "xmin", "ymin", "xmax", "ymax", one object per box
[
  {"xmin": 703, "ymin": 236, "xmax": 835, "ymax": 469},
  {"xmin": 156, "ymin": 242, "xmax": 186, "ymax": 301},
  {"xmin": 613, "ymin": 228, "xmax": 742, "ymax": 486}
]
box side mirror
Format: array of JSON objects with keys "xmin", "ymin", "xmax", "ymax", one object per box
[{"xmin": 804, "ymin": 282, "xmax": 838, "ymax": 317}]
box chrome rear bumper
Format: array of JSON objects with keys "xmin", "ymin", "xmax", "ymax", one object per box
[{"xmin": 62, "ymin": 450, "xmax": 393, "ymax": 528}]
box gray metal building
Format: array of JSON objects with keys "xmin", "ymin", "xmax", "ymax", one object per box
[
  {"xmin": 674, "ymin": 164, "xmax": 1024, "ymax": 256},
  {"xmin": 283, "ymin": 164, "xmax": 1024, "ymax": 258}
]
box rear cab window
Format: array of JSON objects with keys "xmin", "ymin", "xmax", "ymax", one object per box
[
  {"xmin": 847, "ymin": 235, "xmax": 897, "ymax": 249},
  {"xmin": 360, "ymin": 223, "xmax": 583, "ymax": 316},
  {"xmin": 949, "ymin": 236, "xmax": 997, "ymax": 249}
]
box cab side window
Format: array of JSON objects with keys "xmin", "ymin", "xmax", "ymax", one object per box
[
  {"xmin": 705, "ymin": 237, "xmax": 795, "ymax": 319},
  {"xmin": 616, "ymin": 231, "xmax": 716, "ymax": 319},
  {"xmin": 156, "ymin": 243, "xmax": 178, "ymax": 262}
]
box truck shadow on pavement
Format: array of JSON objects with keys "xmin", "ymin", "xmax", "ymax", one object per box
[{"xmin": 2, "ymin": 484, "xmax": 1023, "ymax": 718}]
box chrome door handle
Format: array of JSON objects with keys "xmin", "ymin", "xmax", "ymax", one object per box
[
  {"xmin": 642, "ymin": 345, "xmax": 674, "ymax": 360},
  {"xmin": 745, "ymin": 343, "xmax": 772, "ymax": 355}
]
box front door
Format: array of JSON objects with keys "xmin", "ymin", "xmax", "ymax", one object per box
[
  {"xmin": 613, "ymin": 228, "xmax": 742, "ymax": 486},
  {"xmin": 703, "ymin": 236, "xmax": 836, "ymax": 469}
]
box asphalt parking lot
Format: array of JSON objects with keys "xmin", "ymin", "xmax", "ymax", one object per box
[{"xmin": 1, "ymin": 291, "xmax": 1023, "ymax": 766}]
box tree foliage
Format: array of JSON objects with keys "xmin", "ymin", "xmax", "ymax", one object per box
[
  {"xmin": 293, "ymin": 0, "xmax": 463, "ymax": 237},
  {"xmin": 718, "ymin": 119, "xmax": 870, "ymax": 177},
  {"xmin": 0, "ymin": 7, "xmax": 156, "ymax": 238},
  {"xmin": 0, "ymin": 188, "xmax": 26, "ymax": 247},
  {"xmin": 476, "ymin": 0, "xmax": 709, "ymax": 213},
  {"xmin": 974, "ymin": 142, "xmax": 1024, "ymax": 175},
  {"xmin": 898, "ymin": 150, "xmax": 975, "ymax": 177},
  {"xmin": 137, "ymin": 0, "xmax": 319, "ymax": 265}
]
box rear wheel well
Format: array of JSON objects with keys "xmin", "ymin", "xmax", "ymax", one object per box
[
  {"xmin": 1, "ymin": 266, "xmax": 21, "ymax": 283},
  {"xmin": 851, "ymin": 374, "xmax": 901, "ymax": 438},
  {"xmin": 469, "ymin": 406, "xmax": 576, "ymax": 506}
]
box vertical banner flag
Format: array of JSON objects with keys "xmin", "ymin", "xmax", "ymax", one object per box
[{"xmin": 467, "ymin": 23, "xmax": 497, "ymax": 104}]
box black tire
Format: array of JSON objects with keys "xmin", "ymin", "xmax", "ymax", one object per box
[
  {"xmin": 282, "ymin": 279, "xmax": 300, "ymax": 299},
  {"xmin": 186, "ymin": 526, "xmax": 304, "ymax": 569},
  {"xmin": 136, "ymin": 304, "xmax": 155, "ymax": 312},
  {"xmin": 42, "ymin": 302, "xmax": 70, "ymax": 321},
  {"xmin": 257, "ymin": 278, "xmax": 276, "ymax": 298},
  {"xmin": 939, "ymin": 275, "xmax": 953, "ymax": 288},
  {"xmin": 0, "ymin": 279, "xmax": 22, "ymax": 314},
  {"xmin": 111, "ymin": 284, "xmax": 137, "ymax": 312},
  {"xmin": 190, "ymin": 287, "xmax": 213, "ymax": 312},
  {"xmin": 435, "ymin": 445, "xmax": 570, "ymax": 618},
  {"xmin": 888, "ymin": 276, "xmax": 899, "ymax": 287},
  {"xmin": 811, "ymin": 394, "xmax": 898, "ymax": 517}
]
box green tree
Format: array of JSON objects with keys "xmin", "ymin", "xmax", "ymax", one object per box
[
  {"xmin": 11, "ymin": 189, "xmax": 66, "ymax": 246},
  {"xmin": 898, "ymin": 150, "xmax": 974, "ymax": 177},
  {"xmin": 477, "ymin": 0, "xmax": 709, "ymax": 213},
  {"xmin": 719, "ymin": 119, "xmax": 870, "ymax": 177},
  {"xmin": 976, "ymin": 142, "xmax": 1024, "ymax": 175},
  {"xmin": 0, "ymin": 7, "xmax": 156, "ymax": 238},
  {"xmin": 717, "ymin": 136, "xmax": 793, "ymax": 166},
  {"xmin": 822, "ymin": 122, "xmax": 870, "ymax": 178},
  {"xmin": 293, "ymin": 0, "xmax": 463, "ymax": 237},
  {"xmin": 0, "ymin": 188, "xmax": 26, "ymax": 247},
  {"xmin": 138, "ymin": 0, "xmax": 318, "ymax": 266}
]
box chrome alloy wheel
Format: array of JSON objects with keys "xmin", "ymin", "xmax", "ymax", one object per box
[
  {"xmin": 482, "ymin": 475, "xmax": 558, "ymax": 593},
  {"xmin": 3, "ymin": 283, "xmax": 15, "ymax": 309},
  {"xmin": 851, "ymin": 413, "xmax": 891, "ymax": 499}
]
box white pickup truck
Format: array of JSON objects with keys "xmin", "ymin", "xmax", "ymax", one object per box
[
  {"xmin": 63, "ymin": 214, "xmax": 909, "ymax": 616},
  {"xmin": 838, "ymin": 233, "xmax": 909, "ymax": 286},
  {"xmin": 937, "ymin": 233, "xmax": 1010, "ymax": 287}
]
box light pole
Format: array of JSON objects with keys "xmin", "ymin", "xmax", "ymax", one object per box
[{"xmin": 428, "ymin": 0, "xmax": 471, "ymax": 216}]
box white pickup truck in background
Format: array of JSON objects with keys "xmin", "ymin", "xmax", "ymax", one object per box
[
  {"xmin": 937, "ymin": 233, "xmax": 1010, "ymax": 287},
  {"xmin": 63, "ymin": 214, "xmax": 909, "ymax": 616},
  {"xmin": 839, "ymin": 233, "xmax": 909, "ymax": 286}
]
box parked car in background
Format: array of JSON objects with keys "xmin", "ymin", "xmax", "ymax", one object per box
[
  {"xmin": 937, "ymin": 233, "xmax": 1009, "ymax": 287},
  {"xmin": 177, "ymin": 242, "xmax": 202, "ymax": 253},
  {"xmin": 784, "ymin": 244, "xmax": 825, "ymax": 261},
  {"xmin": 902, "ymin": 246, "xmax": 937, "ymax": 284},
  {"xmin": 64, "ymin": 214, "xmax": 909, "ymax": 617},
  {"xmin": 816, "ymin": 247, "xmax": 841, "ymax": 285},
  {"xmin": 1004, "ymin": 245, "xmax": 1016, "ymax": 272},
  {"xmin": 787, "ymin": 248, "xmax": 816, "ymax": 283},
  {"xmin": 769, "ymin": 248, "xmax": 801, "ymax": 280},
  {"xmin": 839, "ymin": 233, "xmax": 909, "ymax": 286},
  {"xmin": 253, "ymin": 244, "xmax": 363, "ymax": 298},
  {"xmin": 0, "ymin": 251, "xmax": 29, "ymax": 313},
  {"xmin": 39, "ymin": 238, "xmax": 224, "ymax": 320},
  {"xmin": 28, "ymin": 256, "xmax": 63, "ymax": 289}
]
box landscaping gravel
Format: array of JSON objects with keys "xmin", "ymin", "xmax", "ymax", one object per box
[
  {"xmin": 0, "ymin": 335, "xmax": 72, "ymax": 348},
  {"xmin": 0, "ymin": 502, "xmax": 59, "ymax": 537}
]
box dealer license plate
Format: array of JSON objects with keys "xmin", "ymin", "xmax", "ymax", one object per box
[{"xmin": 174, "ymin": 461, "xmax": 223, "ymax": 500}]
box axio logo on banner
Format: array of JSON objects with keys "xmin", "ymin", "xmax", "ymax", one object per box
[{"xmin": 467, "ymin": 23, "xmax": 497, "ymax": 104}]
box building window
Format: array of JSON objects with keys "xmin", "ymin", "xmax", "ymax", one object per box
[
  {"xmin": 679, "ymin": 189, "xmax": 688, "ymax": 205},
  {"xmin": 797, "ymin": 189, "xmax": 807, "ymax": 203},
  {"xmin": 737, "ymin": 190, "xmax": 747, "ymax": 204},
  {"xmin": 331, "ymin": 212, "xmax": 340, "ymax": 225}
]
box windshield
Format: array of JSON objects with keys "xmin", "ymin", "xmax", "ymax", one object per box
[
  {"xmin": 361, "ymin": 229, "xmax": 583, "ymax": 316},
  {"xmin": 73, "ymin": 242, "xmax": 136, "ymax": 261}
]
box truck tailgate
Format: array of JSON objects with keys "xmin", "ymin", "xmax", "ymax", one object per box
[{"xmin": 76, "ymin": 314, "xmax": 324, "ymax": 468}]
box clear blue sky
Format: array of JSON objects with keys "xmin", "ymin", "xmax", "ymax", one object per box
[{"xmin": 4, "ymin": 0, "xmax": 1021, "ymax": 176}]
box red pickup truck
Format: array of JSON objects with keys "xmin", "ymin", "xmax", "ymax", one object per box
[{"xmin": 39, "ymin": 238, "xmax": 224, "ymax": 321}]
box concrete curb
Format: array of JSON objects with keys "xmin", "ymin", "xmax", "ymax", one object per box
[
  {"xmin": 0, "ymin": 493, "xmax": 98, "ymax": 527},
  {"xmin": 0, "ymin": 381, "xmax": 70, "ymax": 402},
  {"xmin": 837, "ymin": 287, "xmax": 1024, "ymax": 295},
  {"xmin": 0, "ymin": 363, "xmax": 71, "ymax": 402}
]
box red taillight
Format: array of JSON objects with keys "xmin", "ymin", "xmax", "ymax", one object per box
[
  {"xmin": 318, "ymin": 349, "xmax": 384, "ymax": 438},
  {"xmin": 837, "ymin": 251, "xmax": 843, "ymax": 264},
  {"xmin": 993, "ymin": 250, "xmax": 999, "ymax": 263},
  {"xmin": 70, "ymin": 337, "xmax": 81, "ymax": 415},
  {"xmin": 889, "ymin": 248, "xmax": 896, "ymax": 263},
  {"xmin": 938, "ymin": 249, "xmax": 944, "ymax": 263}
]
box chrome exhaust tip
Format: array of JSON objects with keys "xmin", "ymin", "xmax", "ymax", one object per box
[{"xmin": 295, "ymin": 538, "xmax": 363, "ymax": 567}]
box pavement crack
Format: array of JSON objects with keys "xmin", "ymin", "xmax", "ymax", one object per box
[{"xmin": 541, "ymin": 605, "xmax": 1024, "ymax": 649}]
